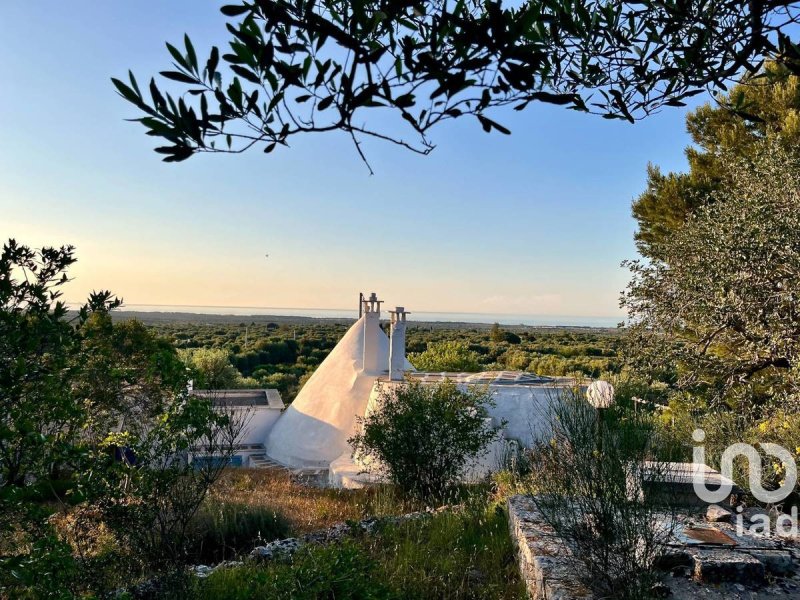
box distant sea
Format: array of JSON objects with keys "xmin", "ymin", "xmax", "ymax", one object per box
[{"xmin": 97, "ymin": 303, "xmax": 622, "ymax": 328}]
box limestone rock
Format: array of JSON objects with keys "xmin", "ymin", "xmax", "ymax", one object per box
[
  {"xmin": 692, "ymin": 548, "xmax": 765, "ymax": 584},
  {"xmin": 250, "ymin": 537, "xmax": 301, "ymax": 560},
  {"xmin": 744, "ymin": 549, "xmax": 795, "ymax": 576},
  {"xmin": 706, "ymin": 504, "xmax": 732, "ymax": 523}
]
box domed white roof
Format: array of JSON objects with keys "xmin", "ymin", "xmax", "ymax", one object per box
[{"xmin": 265, "ymin": 314, "xmax": 410, "ymax": 468}]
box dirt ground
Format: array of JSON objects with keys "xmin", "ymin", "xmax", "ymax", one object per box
[{"xmin": 667, "ymin": 572, "xmax": 800, "ymax": 599}]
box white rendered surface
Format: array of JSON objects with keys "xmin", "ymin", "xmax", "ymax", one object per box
[
  {"xmin": 233, "ymin": 406, "xmax": 282, "ymax": 446},
  {"xmin": 362, "ymin": 309, "xmax": 382, "ymax": 374},
  {"xmin": 190, "ymin": 389, "xmax": 284, "ymax": 447},
  {"xmin": 265, "ymin": 314, "xmax": 411, "ymax": 468},
  {"xmin": 343, "ymin": 378, "xmax": 572, "ymax": 484},
  {"xmin": 389, "ymin": 307, "xmax": 407, "ymax": 381}
]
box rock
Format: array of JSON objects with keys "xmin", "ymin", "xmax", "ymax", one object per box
[
  {"xmin": 250, "ymin": 537, "xmax": 301, "ymax": 560},
  {"xmin": 213, "ymin": 560, "xmax": 243, "ymax": 571},
  {"xmin": 692, "ymin": 549, "xmax": 765, "ymax": 584},
  {"xmin": 744, "ymin": 549, "xmax": 795, "ymax": 576},
  {"xmin": 192, "ymin": 565, "xmax": 213, "ymax": 579},
  {"xmin": 733, "ymin": 583, "xmax": 746, "ymax": 592},
  {"xmin": 706, "ymin": 505, "xmax": 732, "ymax": 523}
]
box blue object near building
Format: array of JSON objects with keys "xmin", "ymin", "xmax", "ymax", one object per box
[{"xmin": 192, "ymin": 454, "xmax": 244, "ymax": 469}]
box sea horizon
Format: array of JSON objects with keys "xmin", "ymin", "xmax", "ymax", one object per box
[{"xmin": 71, "ymin": 302, "xmax": 624, "ymax": 328}]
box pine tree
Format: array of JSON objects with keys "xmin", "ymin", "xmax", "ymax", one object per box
[{"xmin": 632, "ymin": 62, "xmax": 800, "ymax": 261}]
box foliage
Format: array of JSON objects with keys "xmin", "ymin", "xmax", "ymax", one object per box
[
  {"xmin": 350, "ymin": 379, "xmax": 498, "ymax": 502},
  {"xmin": 625, "ymin": 66, "xmax": 800, "ymax": 497},
  {"xmin": 82, "ymin": 392, "xmax": 246, "ymax": 569},
  {"xmin": 114, "ymin": 1, "xmax": 800, "ymax": 170},
  {"xmin": 490, "ymin": 322, "xmax": 502, "ymax": 343},
  {"xmin": 141, "ymin": 318, "xmax": 620, "ymax": 396},
  {"xmin": 0, "ymin": 240, "xmax": 118, "ymax": 489},
  {"xmin": 190, "ymin": 502, "xmax": 524, "ymax": 600},
  {"xmin": 0, "ymin": 239, "xmax": 242, "ymax": 597},
  {"xmin": 623, "ymin": 143, "xmax": 800, "ymax": 414},
  {"xmin": 746, "ymin": 408, "xmax": 800, "ymax": 499},
  {"xmin": 490, "ymin": 322, "xmax": 520, "ymax": 344},
  {"xmin": 408, "ymin": 340, "xmax": 481, "ymax": 372},
  {"xmin": 181, "ymin": 347, "xmax": 242, "ymax": 389},
  {"xmin": 0, "ymin": 240, "xmax": 119, "ymax": 597},
  {"xmin": 527, "ymin": 391, "xmax": 680, "ymax": 600},
  {"xmin": 632, "ymin": 61, "xmax": 800, "ymax": 261}
]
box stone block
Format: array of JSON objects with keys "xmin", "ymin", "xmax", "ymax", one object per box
[
  {"xmin": 743, "ymin": 549, "xmax": 795, "ymax": 576},
  {"xmin": 692, "ymin": 548, "xmax": 765, "ymax": 584}
]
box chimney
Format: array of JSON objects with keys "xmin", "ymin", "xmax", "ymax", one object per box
[
  {"xmin": 361, "ymin": 292, "xmax": 383, "ymax": 373},
  {"xmin": 389, "ymin": 307, "xmax": 408, "ymax": 381}
]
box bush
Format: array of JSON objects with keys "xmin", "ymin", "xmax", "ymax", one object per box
[
  {"xmin": 1, "ymin": 241, "xmax": 244, "ymax": 596},
  {"xmin": 180, "ymin": 347, "xmax": 241, "ymax": 389},
  {"xmin": 350, "ymin": 379, "xmax": 498, "ymax": 503},
  {"xmin": 527, "ymin": 390, "xmax": 680, "ymax": 600},
  {"xmin": 407, "ymin": 341, "xmax": 481, "ymax": 372}
]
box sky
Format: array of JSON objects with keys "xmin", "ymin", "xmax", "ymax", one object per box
[{"xmin": 0, "ymin": 2, "xmax": 708, "ymax": 322}]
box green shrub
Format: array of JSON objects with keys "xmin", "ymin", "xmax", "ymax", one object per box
[
  {"xmin": 527, "ymin": 390, "xmax": 680, "ymax": 600},
  {"xmin": 350, "ymin": 379, "xmax": 498, "ymax": 503},
  {"xmin": 407, "ymin": 341, "xmax": 481, "ymax": 372}
]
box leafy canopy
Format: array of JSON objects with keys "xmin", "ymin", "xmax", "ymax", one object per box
[
  {"xmin": 632, "ymin": 61, "xmax": 800, "ymax": 260},
  {"xmin": 114, "ymin": 1, "xmax": 800, "ymax": 171},
  {"xmin": 0, "ymin": 240, "xmax": 244, "ymax": 596},
  {"xmin": 350, "ymin": 379, "xmax": 497, "ymax": 501},
  {"xmin": 623, "ymin": 142, "xmax": 800, "ymax": 414},
  {"xmin": 408, "ymin": 340, "xmax": 481, "ymax": 372}
]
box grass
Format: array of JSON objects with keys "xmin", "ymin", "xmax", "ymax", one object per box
[
  {"xmin": 366, "ymin": 502, "xmax": 524, "ymax": 599},
  {"xmin": 186, "ymin": 500, "xmax": 291, "ymax": 564},
  {"xmin": 189, "ymin": 501, "xmax": 526, "ymax": 600},
  {"xmin": 207, "ymin": 468, "xmax": 418, "ymax": 535},
  {"xmin": 190, "ymin": 541, "xmax": 391, "ymax": 600},
  {"xmin": 20, "ymin": 468, "xmax": 524, "ymax": 598}
]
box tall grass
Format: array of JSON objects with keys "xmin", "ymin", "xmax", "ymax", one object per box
[
  {"xmin": 368, "ymin": 501, "xmax": 525, "ymax": 599},
  {"xmin": 189, "ymin": 500, "xmax": 525, "ymax": 600},
  {"xmin": 209, "ymin": 469, "xmax": 420, "ymax": 534},
  {"xmin": 192, "ymin": 541, "xmax": 391, "ymax": 600},
  {"xmin": 186, "ymin": 500, "xmax": 291, "ymax": 564}
]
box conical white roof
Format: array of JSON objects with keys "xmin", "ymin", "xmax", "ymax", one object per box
[{"xmin": 265, "ymin": 315, "xmax": 396, "ymax": 468}]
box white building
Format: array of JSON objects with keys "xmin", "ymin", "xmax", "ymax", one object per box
[
  {"xmin": 263, "ymin": 293, "xmax": 577, "ymax": 487},
  {"xmin": 189, "ymin": 389, "xmax": 284, "ymax": 468}
]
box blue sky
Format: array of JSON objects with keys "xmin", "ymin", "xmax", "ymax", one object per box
[{"xmin": 0, "ymin": 2, "xmax": 706, "ymax": 320}]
